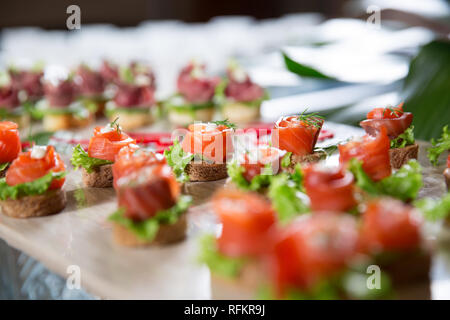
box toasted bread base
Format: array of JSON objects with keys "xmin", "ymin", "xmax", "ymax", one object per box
[
  {"xmin": 108, "ymin": 109, "xmax": 153, "ymax": 131},
  {"xmin": 43, "ymin": 113, "xmax": 94, "ymax": 131},
  {"xmin": 185, "ymin": 161, "xmax": 228, "ymax": 182},
  {"xmin": 282, "ymin": 151, "xmax": 326, "ymax": 173},
  {"xmin": 389, "ymin": 143, "xmax": 419, "ymax": 169},
  {"xmin": 2, "ymin": 113, "xmax": 30, "ymax": 129},
  {"xmin": 221, "ymin": 102, "xmax": 260, "ymax": 124},
  {"xmin": 82, "ymin": 164, "xmax": 113, "ymax": 188},
  {"xmin": 211, "ymin": 262, "xmax": 263, "ymax": 300},
  {"xmin": 0, "ymin": 189, "xmax": 66, "ymax": 218},
  {"xmin": 168, "ymin": 108, "xmax": 215, "ymax": 127},
  {"xmin": 112, "ymin": 213, "xmax": 187, "ymax": 247}
]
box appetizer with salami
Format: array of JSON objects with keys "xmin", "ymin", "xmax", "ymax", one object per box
[
  {"xmin": 271, "ymin": 111, "xmax": 326, "ymax": 172},
  {"xmin": 216, "ymin": 61, "xmax": 268, "ymax": 124},
  {"xmin": 38, "ymin": 74, "xmax": 94, "ymax": 131},
  {"xmin": 109, "ymin": 154, "xmax": 191, "ymax": 246},
  {"xmin": 71, "ymin": 119, "xmax": 138, "ymax": 188},
  {"xmin": 165, "ymin": 121, "xmax": 234, "ymax": 182},
  {"xmin": 164, "ymin": 61, "xmax": 220, "ymax": 127},
  {"xmin": 0, "ymin": 145, "xmax": 67, "ymax": 218},
  {"xmin": 105, "ymin": 62, "xmax": 156, "ymax": 130},
  {"xmin": 8, "ymin": 63, "xmax": 45, "ymax": 104},
  {"xmin": 74, "ymin": 64, "xmax": 108, "ymax": 117},
  {"xmin": 199, "ymin": 189, "xmax": 276, "ymax": 299},
  {"xmin": 0, "ymin": 121, "xmax": 21, "ymax": 178},
  {"xmin": 0, "ymin": 71, "xmax": 31, "ymax": 128},
  {"xmin": 360, "ymin": 104, "xmax": 418, "ymax": 169},
  {"xmin": 339, "ymin": 128, "xmax": 423, "ymax": 202}
]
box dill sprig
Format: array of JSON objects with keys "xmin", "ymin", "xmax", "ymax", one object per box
[
  {"xmin": 383, "ymin": 105, "xmax": 401, "ymax": 118},
  {"xmin": 297, "ymin": 109, "xmax": 324, "ymax": 128},
  {"xmin": 212, "ymin": 119, "xmax": 237, "ymax": 130},
  {"xmin": 110, "ymin": 117, "xmax": 121, "ymax": 133}
]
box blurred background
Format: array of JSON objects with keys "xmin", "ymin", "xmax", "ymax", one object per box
[{"xmin": 0, "ymin": 0, "xmax": 449, "ymax": 299}]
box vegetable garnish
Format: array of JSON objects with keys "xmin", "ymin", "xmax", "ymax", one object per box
[
  {"xmin": 227, "ymin": 161, "xmax": 273, "ymax": 191},
  {"xmin": 281, "ymin": 152, "xmax": 292, "ymax": 168},
  {"xmin": 349, "ymin": 159, "xmax": 422, "ymax": 201},
  {"xmin": 414, "ymin": 192, "xmax": 450, "ymax": 221},
  {"xmin": 0, "ymin": 171, "xmax": 67, "ymax": 200},
  {"xmin": 109, "ymin": 195, "xmax": 191, "ymax": 241},
  {"xmin": 211, "ymin": 119, "xmax": 237, "ymax": 130},
  {"xmin": 268, "ymin": 167, "xmax": 308, "ymax": 224},
  {"xmin": 71, "ymin": 144, "xmax": 113, "ymax": 173},
  {"xmin": 390, "ymin": 126, "xmax": 415, "ymax": 149},
  {"xmin": 0, "ymin": 163, "xmax": 9, "ymax": 172},
  {"xmin": 297, "ymin": 109, "xmax": 325, "ymax": 128},
  {"xmin": 164, "ymin": 140, "xmax": 194, "ymax": 182},
  {"xmin": 198, "ymin": 234, "xmax": 247, "ymax": 278},
  {"xmin": 428, "ymin": 125, "xmax": 450, "ymax": 166}
]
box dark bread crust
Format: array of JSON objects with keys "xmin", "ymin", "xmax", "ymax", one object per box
[
  {"xmin": 185, "ymin": 161, "xmax": 228, "ymax": 182},
  {"xmin": 82, "ymin": 164, "xmax": 113, "ymax": 188},
  {"xmin": 389, "ymin": 143, "xmax": 418, "ymax": 169},
  {"xmin": 282, "ymin": 151, "xmax": 326, "ymax": 173},
  {"xmin": 112, "ymin": 213, "xmax": 187, "ymax": 247},
  {"xmin": 0, "ymin": 189, "xmax": 66, "ymax": 218}
]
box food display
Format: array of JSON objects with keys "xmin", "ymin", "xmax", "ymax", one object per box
[
  {"xmin": 0, "ymin": 57, "xmax": 449, "ymax": 301},
  {"xmin": 0, "ymin": 71, "xmax": 31, "ymax": 128}
]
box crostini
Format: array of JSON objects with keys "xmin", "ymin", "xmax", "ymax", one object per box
[
  {"xmin": 165, "ymin": 121, "xmax": 234, "ymax": 182},
  {"xmin": 71, "ymin": 119, "xmax": 138, "ymax": 188},
  {"xmin": 109, "ymin": 156, "xmax": 191, "ymax": 246},
  {"xmin": 0, "ymin": 121, "xmax": 21, "ymax": 178},
  {"xmin": 198, "ymin": 189, "xmax": 276, "ymax": 299},
  {"xmin": 8, "ymin": 63, "xmax": 45, "ymax": 104},
  {"xmin": 217, "ymin": 61, "xmax": 267, "ymax": 124},
  {"xmin": 165, "ymin": 61, "xmax": 219, "ymax": 127},
  {"xmin": 271, "ymin": 112, "xmax": 326, "ymax": 172},
  {"xmin": 0, "ymin": 72, "xmax": 31, "ymax": 128},
  {"xmin": 0, "ymin": 145, "xmax": 67, "ymax": 218},
  {"xmin": 227, "ymin": 145, "xmax": 286, "ymax": 191},
  {"xmin": 105, "ymin": 62, "xmax": 156, "ymax": 130},
  {"xmin": 339, "ymin": 127, "xmax": 423, "ymax": 202},
  {"xmin": 360, "ymin": 103, "xmax": 418, "ymax": 169},
  {"xmin": 74, "ymin": 64, "xmax": 108, "ymax": 117},
  {"xmin": 37, "ymin": 73, "xmax": 94, "ymax": 131}
]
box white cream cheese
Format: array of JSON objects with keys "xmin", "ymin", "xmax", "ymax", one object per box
[{"xmin": 30, "ymin": 145, "xmax": 47, "ymax": 159}]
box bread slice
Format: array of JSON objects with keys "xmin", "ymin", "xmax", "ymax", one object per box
[
  {"xmin": 168, "ymin": 107, "xmax": 214, "ymax": 127},
  {"xmin": 282, "ymin": 151, "xmax": 326, "ymax": 173},
  {"xmin": 211, "ymin": 261, "xmax": 263, "ymax": 300},
  {"xmin": 389, "ymin": 143, "xmax": 419, "ymax": 169},
  {"xmin": 185, "ymin": 161, "xmax": 228, "ymax": 182},
  {"xmin": 0, "ymin": 189, "xmax": 66, "ymax": 218},
  {"xmin": 82, "ymin": 164, "xmax": 113, "ymax": 188},
  {"xmin": 108, "ymin": 110, "xmax": 153, "ymax": 131},
  {"xmin": 112, "ymin": 213, "xmax": 187, "ymax": 247},
  {"xmin": 43, "ymin": 113, "xmax": 94, "ymax": 131},
  {"xmin": 221, "ymin": 102, "xmax": 260, "ymax": 124}
]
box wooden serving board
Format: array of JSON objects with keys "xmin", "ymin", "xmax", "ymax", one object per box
[{"xmin": 0, "ymin": 122, "xmax": 449, "ymax": 299}]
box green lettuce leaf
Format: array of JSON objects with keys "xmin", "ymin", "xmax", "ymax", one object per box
[
  {"xmin": 0, "ymin": 163, "xmax": 9, "ymax": 172},
  {"xmin": 414, "ymin": 193, "xmax": 450, "ymax": 221},
  {"xmin": 428, "ymin": 125, "xmax": 450, "ymax": 166},
  {"xmin": 227, "ymin": 160, "xmax": 273, "ymax": 191},
  {"xmin": 71, "ymin": 144, "xmax": 113, "ymax": 173},
  {"xmin": 349, "ymin": 159, "xmax": 422, "ymax": 201},
  {"xmin": 0, "ymin": 171, "xmax": 67, "ymax": 200},
  {"xmin": 109, "ymin": 195, "xmax": 191, "ymax": 241},
  {"xmin": 281, "ymin": 152, "xmax": 292, "ymax": 168},
  {"xmin": 164, "ymin": 140, "xmax": 194, "ymax": 182},
  {"xmin": 197, "ymin": 234, "xmax": 247, "ymax": 278},
  {"xmin": 390, "ymin": 126, "xmax": 415, "ymax": 149},
  {"xmin": 268, "ymin": 171, "xmax": 309, "ymax": 224}
]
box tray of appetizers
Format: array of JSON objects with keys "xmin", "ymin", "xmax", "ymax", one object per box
[{"xmin": 0, "ymin": 60, "xmax": 449, "ymax": 299}]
